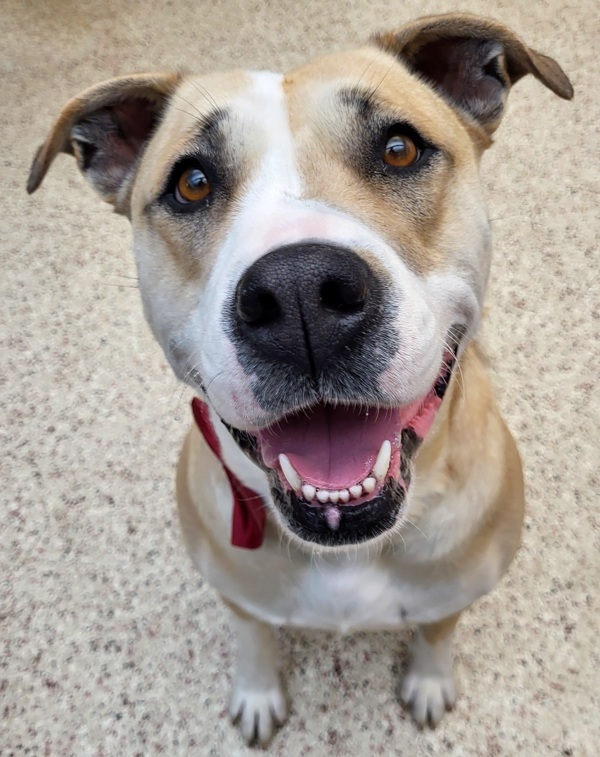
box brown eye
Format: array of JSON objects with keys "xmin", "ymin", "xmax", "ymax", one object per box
[
  {"xmin": 383, "ymin": 134, "xmax": 419, "ymax": 168},
  {"xmin": 175, "ymin": 166, "xmax": 211, "ymax": 203}
]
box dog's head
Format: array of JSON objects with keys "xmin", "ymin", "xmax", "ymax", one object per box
[{"xmin": 29, "ymin": 14, "xmax": 572, "ymax": 549}]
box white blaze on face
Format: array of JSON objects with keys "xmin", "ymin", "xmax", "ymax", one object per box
[{"xmin": 154, "ymin": 71, "xmax": 486, "ymax": 428}]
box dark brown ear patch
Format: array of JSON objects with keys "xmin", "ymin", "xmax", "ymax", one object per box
[
  {"xmin": 373, "ymin": 13, "xmax": 573, "ymax": 135},
  {"xmin": 26, "ymin": 72, "xmax": 181, "ymax": 213},
  {"xmin": 70, "ymin": 99, "xmax": 161, "ymax": 201},
  {"xmin": 412, "ymin": 37, "xmax": 510, "ymax": 127}
]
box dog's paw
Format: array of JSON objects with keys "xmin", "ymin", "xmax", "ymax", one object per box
[
  {"xmin": 400, "ymin": 670, "xmax": 456, "ymax": 727},
  {"xmin": 229, "ymin": 683, "xmax": 288, "ymax": 747}
]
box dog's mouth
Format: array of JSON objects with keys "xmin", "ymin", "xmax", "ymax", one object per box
[{"xmin": 226, "ymin": 339, "xmax": 460, "ymax": 547}]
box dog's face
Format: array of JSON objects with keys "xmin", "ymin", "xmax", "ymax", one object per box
[{"xmin": 29, "ymin": 14, "xmax": 572, "ymax": 549}]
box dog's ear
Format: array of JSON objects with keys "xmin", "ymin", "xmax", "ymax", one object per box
[
  {"xmin": 373, "ymin": 13, "xmax": 573, "ymax": 136},
  {"xmin": 27, "ymin": 72, "xmax": 181, "ymax": 214}
]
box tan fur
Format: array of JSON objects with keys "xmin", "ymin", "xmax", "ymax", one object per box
[
  {"xmin": 374, "ymin": 13, "xmax": 573, "ymax": 136},
  {"xmin": 420, "ymin": 611, "xmax": 461, "ymax": 646},
  {"xmin": 26, "ymin": 73, "xmax": 182, "ymax": 197},
  {"xmin": 177, "ymin": 344, "xmax": 524, "ymax": 593},
  {"xmin": 283, "ymin": 46, "xmax": 481, "ymax": 274},
  {"xmin": 27, "ymin": 11, "xmax": 570, "ymax": 745},
  {"xmin": 411, "ymin": 343, "xmax": 524, "ymax": 565}
]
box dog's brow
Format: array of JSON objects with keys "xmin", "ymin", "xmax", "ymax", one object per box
[
  {"xmin": 143, "ymin": 106, "xmax": 232, "ymax": 213},
  {"xmin": 338, "ymin": 86, "xmax": 378, "ymax": 117},
  {"xmin": 187, "ymin": 106, "xmax": 230, "ymax": 146}
]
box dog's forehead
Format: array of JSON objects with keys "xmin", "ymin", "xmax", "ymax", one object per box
[
  {"xmin": 135, "ymin": 46, "xmax": 482, "ymax": 278},
  {"xmin": 281, "ymin": 46, "xmax": 461, "ymax": 142},
  {"xmin": 145, "ymin": 44, "xmax": 468, "ymax": 181}
]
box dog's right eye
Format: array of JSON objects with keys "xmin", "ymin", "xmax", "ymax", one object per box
[
  {"xmin": 383, "ymin": 134, "xmax": 420, "ymax": 168},
  {"xmin": 174, "ymin": 166, "xmax": 212, "ymax": 205}
]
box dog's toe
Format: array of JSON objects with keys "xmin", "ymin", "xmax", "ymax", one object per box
[
  {"xmin": 229, "ymin": 685, "xmax": 288, "ymax": 747},
  {"xmin": 401, "ymin": 671, "xmax": 456, "ymax": 727}
]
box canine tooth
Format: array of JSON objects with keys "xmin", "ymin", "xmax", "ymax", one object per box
[
  {"xmin": 317, "ymin": 490, "xmax": 331, "ymax": 504},
  {"xmin": 349, "ymin": 485, "xmax": 363, "ymax": 499},
  {"xmin": 329, "ymin": 491, "xmax": 340, "ymax": 505},
  {"xmin": 302, "ymin": 484, "xmax": 316, "ymax": 502},
  {"xmin": 339, "ymin": 489, "xmax": 350, "ymax": 503},
  {"xmin": 279, "ymin": 453, "xmax": 301, "ymax": 492},
  {"xmin": 363, "ymin": 477, "xmax": 376, "ymax": 493},
  {"xmin": 373, "ymin": 440, "xmax": 391, "ymax": 483}
]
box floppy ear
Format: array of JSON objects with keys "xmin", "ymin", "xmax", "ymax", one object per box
[
  {"xmin": 27, "ymin": 72, "xmax": 182, "ymax": 214},
  {"xmin": 373, "ymin": 13, "xmax": 573, "ymax": 135}
]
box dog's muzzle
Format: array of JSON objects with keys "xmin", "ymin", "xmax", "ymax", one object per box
[{"xmin": 222, "ymin": 242, "xmax": 461, "ymax": 547}]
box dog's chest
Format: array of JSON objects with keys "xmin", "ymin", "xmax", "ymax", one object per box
[
  {"xmin": 236, "ymin": 555, "xmax": 466, "ymax": 633},
  {"xmin": 285, "ymin": 562, "xmax": 408, "ymax": 632}
]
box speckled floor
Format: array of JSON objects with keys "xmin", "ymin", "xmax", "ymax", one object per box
[{"xmin": 2, "ymin": 0, "xmax": 598, "ymax": 755}]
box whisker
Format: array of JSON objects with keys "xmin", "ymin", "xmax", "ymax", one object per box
[
  {"xmin": 404, "ymin": 517, "xmax": 428, "ymax": 541},
  {"xmin": 109, "ymin": 273, "xmax": 139, "ymax": 281},
  {"xmin": 188, "ymin": 78, "xmax": 220, "ymax": 111},
  {"xmin": 170, "ymin": 90, "xmax": 206, "ymax": 120},
  {"xmin": 169, "ymin": 104, "xmax": 204, "ymax": 121},
  {"xmin": 172, "ymin": 383, "xmax": 189, "ymax": 421},
  {"xmin": 357, "ymin": 55, "xmax": 378, "ymax": 89},
  {"xmin": 369, "ymin": 59, "xmax": 397, "ymax": 98},
  {"xmin": 205, "ymin": 369, "xmax": 226, "ymax": 395},
  {"xmin": 101, "ymin": 282, "xmax": 139, "ymax": 289}
]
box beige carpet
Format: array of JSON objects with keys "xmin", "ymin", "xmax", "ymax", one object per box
[{"xmin": 2, "ymin": 0, "xmax": 598, "ymax": 754}]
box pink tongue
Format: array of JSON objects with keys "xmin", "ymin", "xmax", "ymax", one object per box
[{"xmin": 257, "ymin": 404, "xmax": 403, "ymax": 489}]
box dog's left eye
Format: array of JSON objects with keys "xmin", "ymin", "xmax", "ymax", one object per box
[{"xmin": 174, "ymin": 166, "xmax": 212, "ymax": 204}]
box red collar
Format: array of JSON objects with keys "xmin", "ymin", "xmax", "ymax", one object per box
[{"xmin": 191, "ymin": 398, "xmax": 266, "ymax": 549}]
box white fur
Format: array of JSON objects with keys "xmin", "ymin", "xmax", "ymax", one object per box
[
  {"xmin": 228, "ymin": 613, "xmax": 287, "ymax": 746},
  {"xmin": 129, "ymin": 64, "xmax": 506, "ymax": 745},
  {"xmin": 401, "ymin": 626, "xmax": 457, "ymax": 726},
  {"xmin": 146, "ymin": 71, "xmax": 491, "ymax": 428},
  {"xmin": 187, "ymin": 441, "xmax": 505, "ymax": 633}
]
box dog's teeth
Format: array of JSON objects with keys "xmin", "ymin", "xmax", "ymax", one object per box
[
  {"xmin": 339, "ymin": 489, "xmax": 350, "ymax": 503},
  {"xmin": 373, "ymin": 440, "xmax": 391, "ymax": 483},
  {"xmin": 301, "ymin": 484, "xmax": 316, "ymax": 502},
  {"xmin": 362, "ymin": 477, "xmax": 376, "ymax": 493},
  {"xmin": 317, "ymin": 490, "xmax": 331, "ymax": 504},
  {"xmin": 279, "ymin": 453, "xmax": 301, "ymax": 492},
  {"xmin": 349, "ymin": 485, "xmax": 363, "ymax": 499},
  {"xmin": 329, "ymin": 491, "xmax": 340, "ymax": 505}
]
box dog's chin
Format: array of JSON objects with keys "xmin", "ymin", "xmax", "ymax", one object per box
[{"xmin": 223, "ymin": 341, "xmax": 460, "ymax": 549}]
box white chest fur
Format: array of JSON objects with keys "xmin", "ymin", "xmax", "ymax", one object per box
[{"xmin": 196, "ymin": 530, "xmax": 500, "ymax": 633}]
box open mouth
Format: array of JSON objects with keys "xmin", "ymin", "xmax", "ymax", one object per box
[{"xmin": 227, "ymin": 338, "xmax": 460, "ymax": 547}]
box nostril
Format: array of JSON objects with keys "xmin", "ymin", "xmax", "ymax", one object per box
[
  {"xmin": 238, "ymin": 286, "xmax": 281, "ymax": 326},
  {"xmin": 320, "ymin": 277, "xmax": 367, "ymax": 315}
]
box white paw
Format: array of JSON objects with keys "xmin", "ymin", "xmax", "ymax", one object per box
[
  {"xmin": 401, "ymin": 670, "xmax": 456, "ymax": 727},
  {"xmin": 229, "ymin": 683, "xmax": 288, "ymax": 746}
]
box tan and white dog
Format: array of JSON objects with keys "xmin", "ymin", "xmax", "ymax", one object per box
[{"xmin": 28, "ymin": 13, "xmax": 572, "ymax": 746}]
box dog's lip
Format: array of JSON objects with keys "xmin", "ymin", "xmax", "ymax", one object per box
[
  {"xmin": 285, "ymin": 481, "xmax": 404, "ymax": 546},
  {"xmin": 255, "ymin": 348, "xmax": 456, "ymax": 504}
]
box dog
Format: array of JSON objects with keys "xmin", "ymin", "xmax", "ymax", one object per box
[{"xmin": 28, "ymin": 12, "xmax": 573, "ymax": 746}]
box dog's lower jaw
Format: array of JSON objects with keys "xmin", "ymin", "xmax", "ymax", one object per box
[{"xmin": 272, "ymin": 474, "xmax": 408, "ymax": 549}]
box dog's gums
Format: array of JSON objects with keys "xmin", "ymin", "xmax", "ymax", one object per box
[{"xmin": 225, "ymin": 347, "xmax": 457, "ymax": 546}]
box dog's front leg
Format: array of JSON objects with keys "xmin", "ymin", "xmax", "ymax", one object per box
[
  {"xmin": 224, "ymin": 599, "xmax": 288, "ymax": 746},
  {"xmin": 401, "ymin": 611, "xmax": 461, "ymax": 728}
]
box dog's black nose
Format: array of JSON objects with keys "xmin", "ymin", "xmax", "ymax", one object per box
[{"xmin": 233, "ymin": 243, "xmax": 381, "ymax": 375}]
